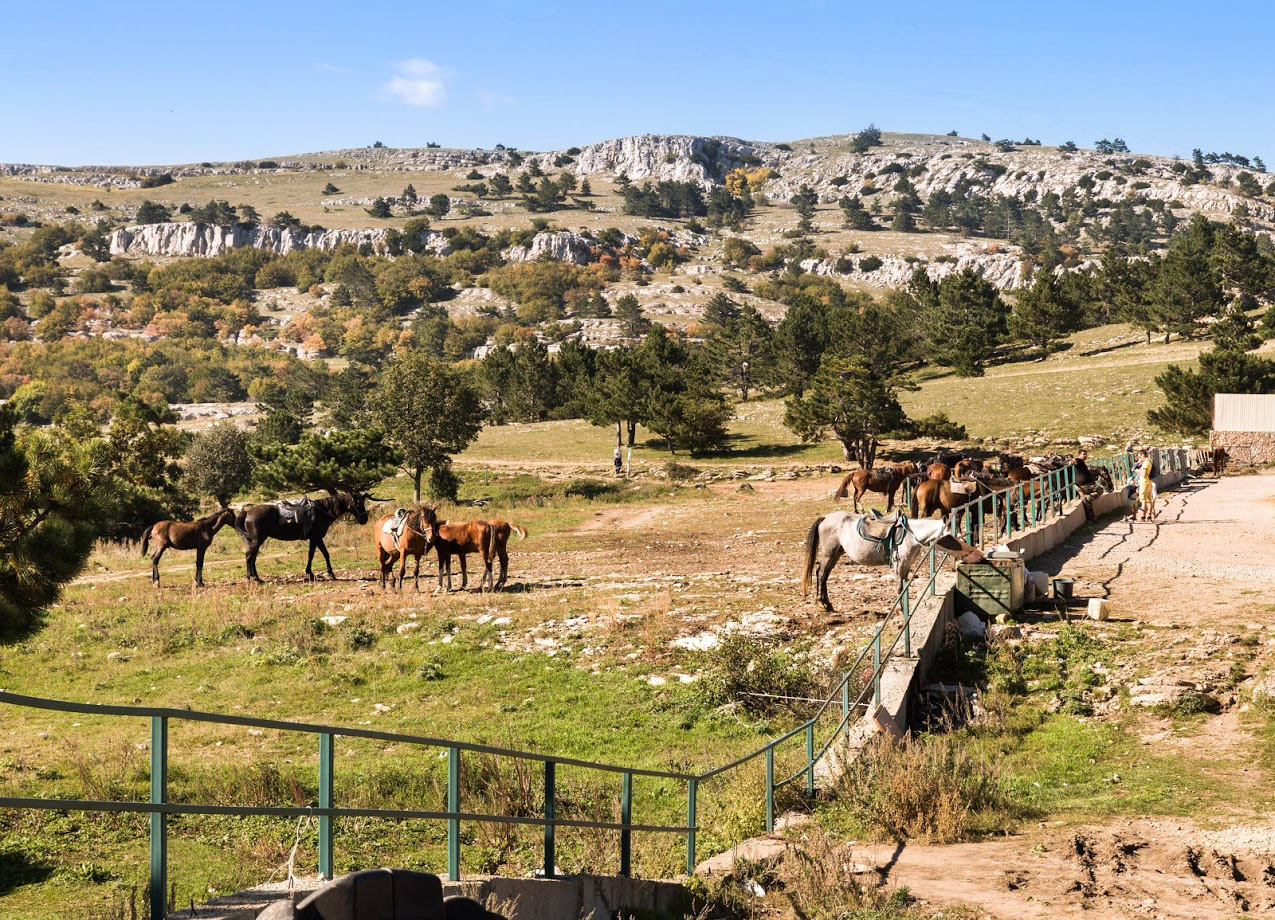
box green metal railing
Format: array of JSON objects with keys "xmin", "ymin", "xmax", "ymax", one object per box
[{"xmin": 0, "ymin": 449, "xmax": 1206, "ymax": 918}]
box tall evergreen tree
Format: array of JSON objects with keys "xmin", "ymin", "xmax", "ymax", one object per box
[
  {"xmin": 839, "ymin": 195, "xmax": 874, "ymax": 230},
  {"xmin": 1152, "ymin": 215, "xmax": 1223, "ymax": 341},
  {"xmin": 792, "ymin": 185, "xmax": 819, "ymax": 234},
  {"xmin": 708, "ymin": 303, "xmax": 775, "ymax": 401},
  {"xmin": 784, "ymin": 354, "xmax": 907, "ymax": 467},
  {"xmin": 1009, "ymin": 271, "xmax": 1076, "ymax": 355},
  {"xmin": 923, "ymin": 268, "xmax": 1009, "ymax": 376}
]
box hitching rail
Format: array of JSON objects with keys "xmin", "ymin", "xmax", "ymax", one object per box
[{"xmin": 0, "ymin": 447, "xmax": 1208, "ymax": 919}]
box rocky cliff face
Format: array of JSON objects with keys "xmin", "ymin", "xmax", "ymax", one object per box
[
  {"xmin": 564, "ymin": 135, "xmax": 770, "ymax": 185},
  {"xmin": 503, "ymin": 231, "xmax": 595, "ymax": 265},
  {"xmin": 108, "ymin": 222, "xmax": 453, "ymax": 258}
]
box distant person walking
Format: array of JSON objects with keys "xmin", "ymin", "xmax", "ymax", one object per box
[
  {"xmin": 614, "ymin": 446, "xmax": 623, "ymax": 477},
  {"xmin": 1133, "ymin": 449, "xmax": 1156, "ymax": 521}
]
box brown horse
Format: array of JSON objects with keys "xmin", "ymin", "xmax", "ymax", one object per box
[
  {"xmin": 141, "ymin": 509, "xmax": 236, "ymax": 587},
  {"xmin": 485, "ymin": 520, "xmax": 527, "ymax": 590},
  {"xmin": 374, "ymin": 506, "xmax": 438, "ymax": 591},
  {"xmin": 910, "ymin": 477, "xmax": 1004, "ymax": 536},
  {"xmin": 926, "ymin": 462, "xmax": 951, "ymax": 481},
  {"xmin": 834, "ymin": 463, "xmax": 918, "ymax": 512},
  {"xmin": 424, "ymin": 519, "xmax": 496, "ymax": 593}
]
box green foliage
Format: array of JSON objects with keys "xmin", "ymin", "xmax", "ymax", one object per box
[
  {"xmin": 185, "ymin": 422, "xmax": 254, "ymax": 506},
  {"xmin": 366, "ymin": 197, "xmax": 392, "ymax": 219},
  {"xmin": 620, "ymin": 181, "xmax": 706, "ymax": 218},
  {"xmin": 253, "ymin": 427, "xmax": 399, "ymax": 494},
  {"xmin": 694, "ymin": 632, "xmax": 817, "ymax": 715},
  {"xmin": 838, "ymin": 195, "xmax": 874, "ymax": 230},
  {"xmin": 1148, "ymin": 346, "xmax": 1275, "ymax": 436},
  {"xmin": 785, "ymin": 353, "xmax": 908, "ymax": 467},
  {"xmin": 427, "ymin": 461, "xmax": 461, "ymax": 502},
  {"xmin": 484, "ymin": 262, "xmax": 602, "ymax": 324},
  {"xmin": 909, "ymin": 267, "xmax": 1009, "ymax": 376},
  {"xmin": 426, "ymin": 193, "xmax": 451, "ymax": 218},
  {"xmin": 135, "ymin": 200, "xmax": 171, "ymax": 224},
  {"xmin": 366, "ymin": 351, "xmax": 485, "ymax": 500},
  {"xmin": 1009, "ymin": 271, "xmax": 1078, "ymax": 355},
  {"xmin": 612, "ymin": 293, "xmax": 650, "ymax": 338},
  {"xmin": 1152, "ymin": 215, "xmax": 1223, "ymax": 340},
  {"xmin": 792, "ymin": 184, "xmax": 818, "ymax": 234},
  {"xmin": 707, "ymin": 303, "xmax": 775, "ymax": 400},
  {"xmin": 851, "ymin": 123, "xmax": 883, "ymax": 154}
]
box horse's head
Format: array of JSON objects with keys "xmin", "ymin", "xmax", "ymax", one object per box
[{"xmin": 350, "ymin": 491, "xmax": 384, "ymax": 526}]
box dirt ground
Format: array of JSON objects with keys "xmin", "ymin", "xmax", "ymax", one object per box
[{"xmin": 855, "ymin": 471, "xmax": 1275, "ymax": 918}]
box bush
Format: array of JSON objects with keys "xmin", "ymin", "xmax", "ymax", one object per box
[
  {"xmin": 428, "ymin": 463, "xmax": 461, "ymax": 502},
  {"xmin": 74, "ymin": 269, "xmax": 111, "ymax": 294},
  {"xmin": 695, "ymin": 633, "xmax": 818, "ymax": 715},
  {"xmin": 909, "ymin": 412, "xmax": 967, "ymax": 440},
  {"xmin": 858, "ymin": 255, "xmax": 883, "ymax": 272}
]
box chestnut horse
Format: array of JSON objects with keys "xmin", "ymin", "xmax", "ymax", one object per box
[
  {"xmin": 910, "ymin": 477, "xmax": 1005, "ymax": 536},
  {"xmin": 485, "ymin": 520, "xmax": 527, "ymax": 590},
  {"xmin": 926, "ymin": 462, "xmax": 951, "ymax": 481},
  {"xmin": 374, "ymin": 506, "xmax": 438, "ymax": 591},
  {"xmin": 834, "ymin": 462, "xmax": 919, "ymax": 512},
  {"xmin": 425, "ymin": 519, "xmax": 497, "ymax": 593},
  {"xmin": 142, "ymin": 508, "xmax": 236, "ymax": 587}
]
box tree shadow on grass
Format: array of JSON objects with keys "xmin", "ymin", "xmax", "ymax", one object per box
[
  {"xmin": 640, "ymin": 433, "xmax": 813, "ymax": 461},
  {"xmin": 0, "ymin": 848, "xmax": 55, "ymax": 897}
]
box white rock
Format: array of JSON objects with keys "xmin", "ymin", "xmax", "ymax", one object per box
[
  {"xmin": 396, "ymin": 622, "xmax": 420, "ymax": 634},
  {"xmin": 955, "ymin": 611, "xmax": 986, "ymax": 638},
  {"xmin": 320, "ymin": 615, "xmax": 348, "ymax": 627},
  {"xmin": 647, "ymin": 675, "xmax": 667, "ymax": 686}
]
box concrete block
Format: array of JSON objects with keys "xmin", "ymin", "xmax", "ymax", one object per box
[{"xmin": 1087, "ymin": 598, "xmax": 1109, "ymax": 621}]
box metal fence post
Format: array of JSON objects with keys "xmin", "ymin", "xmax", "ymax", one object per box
[
  {"xmin": 901, "ymin": 587, "xmax": 912, "ymax": 657},
  {"xmin": 805, "ymin": 723, "xmax": 815, "ymax": 797},
  {"xmin": 149, "ymin": 716, "xmax": 167, "ymax": 920},
  {"xmin": 685, "ymin": 778, "xmax": 697, "ymax": 876},
  {"xmin": 841, "ymin": 674, "xmax": 850, "ymax": 739},
  {"xmin": 927, "ymin": 546, "xmax": 935, "ymax": 596},
  {"xmin": 543, "ymin": 760, "xmax": 556, "ymax": 879},
  {"xmin": 620, "ymin": 772, "xmax": 633, "ymax": 877},
  {"xmin": 764, "ymin": 746, "xmax": 775, "ymax": 831},
  {"xmin": 447, "ymin": 746, "xmax": 460, "ymax": 881},
  {"xmin": 318, "ymin": 732, "xmax": 334, "ymax": 879},
  {"xmin": 872, "ymin": 628, "xmax": 882, "ymax": 708}
]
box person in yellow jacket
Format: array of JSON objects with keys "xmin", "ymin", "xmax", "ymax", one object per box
[{"xmin": 1132, "ymin": 449, "xmax": 1156, "ymax": 521}]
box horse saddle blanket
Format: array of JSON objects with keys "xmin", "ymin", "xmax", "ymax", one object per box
[
  {"xmin": 858, "ymin": 511, "xmax": 903, "ymax": 542},
  {"xmin": 382, "ymin": 509, "xmax": 410, "ymax": 548},
  {"xmin": 949, "ymin": 480, "xmax": 976, "ymax": 495},
  {"xmin": 274, "ymin": 498, "xmax": 316, "ymax": 535},
  {"xmin": 872, "ymin": 467, "xmax": 897, "ymax": 482}
]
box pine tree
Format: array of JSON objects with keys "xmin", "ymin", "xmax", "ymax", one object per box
[
  {"xmin": 366, "ymin": 197, "xmax": 392, "ymax": 218},
  {"xmin": 792, "ymin": 185, "xmax": 818, "ymax": 234},
  {"xmin": 579, "ymin": 178, "xmax": 592, "ymax": 196},
  {"xmin": 402, "ymin": 183, "xmax": 418, "ymax": 207},
  {"xmin": 1008, "ymin": 272, "xmax": 1076, "ymax": 355},
  {"xmin": 427, "ymin": 193, "xmax": 451, "ymax": 218},
  {"xmin": 323, "ymin": 182, "xmax": 340, "ymax": 195},
  {"xmin": 708, "ymin": 303, "xmax": 775, "ymax": 400},
  {"xmin": 839, "ymin": 195, "xmax": 874, "ymax": 230},
  {"xmin": 253, "ymin": 428, "xmax": 399, "ymax": 495},
  {"xmin": 613, "ymin": 294, "xmax": 649, "ymax": 338},
  {"xmin": 702, "ymin": 292, "xmax": 741, "ymax": 327},
  {"xmin": 1152, "ymin": 215, "xmax": 1223, "ymax": 341},
  {"xmin": 924, "ymin": 268, "xmax": 1009, "ymax": 376},
  {"xmin": 784, "ymin": 354, "xmax": 907, "ymax": 467},
  {"xmin": 489, "ymin": 173, "xmax": 513, "ymax": 198}
]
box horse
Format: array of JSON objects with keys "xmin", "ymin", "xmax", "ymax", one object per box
[
  {"xmin": 374, "ymin": 506, "xmax": 438, "ymax": 591},
  {"xmin": 234, "ymin": 491, "xmax": 376, "ymax": 583},
  {"xmin": 953, "ymin": 458, "xmax": 983, "ymax": 479},
  {"xmin": 485, "ymin": 520, "xmax": 527, "ymax": 590},
  {"xmin": 424, "ymin": 519, "xmax": 497, "ymax": 593},
  {"xmin": 834, "ymin": 462, "xmax": 919, "ymax": 512},
  {"xmin": 800, "ymin": 510, "xmax": 950, "ymax": 612},
  {"xmin": 1211, "ymin": 447, "xmax": 1228, "ymax": 477},
  {"xmin": 911, "ymin": 476, "xmax": 1006, "ymax": 537},
  {"xmin": 141, "ymin": 508, "xmax": 236, "ymax": 587},
  {"xmin": 926, "ymin": 462, "xmax": 951, "ymax": 481}
]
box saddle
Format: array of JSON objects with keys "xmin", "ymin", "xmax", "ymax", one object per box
[
  {"xmin": 872, "ymin": 467, "xmax": 897, "ymax": 484},
  {"xmin": 948, "ymin": 479, "xmax": 976, "ymax": 496},
  {"xmin": 857, "ymin": 510, "xmax": 908, "ymax": 566},
  {"xmin": 274, "ymin": 496, "xmax": 316, "ymax": 537},
  {"xmin": 382, "ymin": 508, "xmax": 411, "ymax": 549}
]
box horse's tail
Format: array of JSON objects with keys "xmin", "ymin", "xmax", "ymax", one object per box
[
  {"xmin": 909, "ymin": 486, "xmax": 920, "ymax": 518},
  {"xmin": 833, "ymin": 472, "xmax": 854, "ymax": 500},
  {"xmin": 801, "ymin": 516, "xmax": 824, "ymax": 598},
  {"xmin": 510, "ymin": 524, "xmax": 527, "ymax": 541},
  {"xmin": 140, "ymin": 526, "xmax": 151, "ymax": 557},
  {"xmin": 233, "ymin": 507, "xmax": 249, "ymax": 539}
]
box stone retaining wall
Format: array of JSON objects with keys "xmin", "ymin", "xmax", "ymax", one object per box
[{"xmin": 1210, "ymin": 430, "xmax": 1275, "ymax": 466}]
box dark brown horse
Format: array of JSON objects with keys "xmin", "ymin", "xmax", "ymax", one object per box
[
  {"xmin": 834, "ymin": 462, "xmax": 919, "ymax": 512},
  {"xmin": 375, "ymin": 506, "xmax": 438, "ymax": 591},
  {"xmin": 424, "ymin": 519, "xmax": 497, "ymax": 593},
  {"xmin": 485, "ymin": 519, "xmax": 527, "ymax": 590},
  {"xmin": 141, "ymin": 508, "xmax": 236, "ymax": 587},
  {"xmin": 234, "ymin": 492, "xmax": 375, "ymax": 583},
  {"xmin": 910, "ymin": 477, "xmax": 1005, "ymax": 536}
]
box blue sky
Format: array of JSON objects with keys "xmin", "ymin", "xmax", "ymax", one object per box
[{"xmin": 4, "ymin": 1, "xmax": 1274, "ymax": 165}]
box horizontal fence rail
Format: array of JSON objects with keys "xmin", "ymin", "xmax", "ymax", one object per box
[{"xmin": 0, "ymin": 447, "xmax": 1207, "ymax": 918}]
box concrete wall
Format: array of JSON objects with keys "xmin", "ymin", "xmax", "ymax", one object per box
[
  {"xmin": 1211, "ymin": 430, "xmax": 1275, "ymax": 466},
  {"xmin": 443, "ymin": 876, "xmax": 688, "ymax": 920}
]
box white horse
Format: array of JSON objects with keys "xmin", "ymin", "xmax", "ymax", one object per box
[{"xmin": 801, "ymin": 510, "xmax": 950, "ymax": 613}]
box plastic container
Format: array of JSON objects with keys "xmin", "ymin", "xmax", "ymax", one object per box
[{"xmin": 1052, "ymin": 577, "xmax": 1074, "ymax": 600}]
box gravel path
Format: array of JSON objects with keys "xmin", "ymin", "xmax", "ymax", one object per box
[{"xmin": 1034, "ymin": 471, "xmax": 1275, "ymax": 626}]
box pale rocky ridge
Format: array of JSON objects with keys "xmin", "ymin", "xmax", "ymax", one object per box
[{"xmin": 108, "ymin": 222, "xmax": 453, "ymax": 258}]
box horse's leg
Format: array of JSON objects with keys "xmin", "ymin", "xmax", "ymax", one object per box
[
  {"xmin": 852, "ymin": 485, "xmax": 861, "ymax": 514},
  {"xmin": 398, "ymin": 550, "xmax": 408, "ymax": 594},
  {"xmin": 413, "ymin": 553, "xmax": 421, "ymax": 593},
  {"xmin": 886, "ymin": 482, "xmax": 896, "ymax": 513},
  {"xmin": 151, "ymin": 544, "xmax": 165, "ymax": 586},
  {"xmin": 305, "ymin": 541, "xmax": 317, "ymax": 582},
  {"xmin": 496, "ymin": 546, "xmax": 508, "ymax": 590},
  {"xmin": 246, "ymin": 539, "xmax": 264, "ymax": 583},
  {"xmin": 817, "ymin": 541, "xmax": 844, "ymax": 613},
  {"xmin": 194, "ymin": 545, "xmax": 206, "ymax": 588},
  {"xmin": 459, "ymin": 554, "xmax": 469, "ymax": 591},
  {"xmin": 317, "ymin": 540, "xmax": 336, "ymax": 581}
]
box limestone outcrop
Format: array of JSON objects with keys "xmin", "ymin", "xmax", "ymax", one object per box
[
  {"xmin": 502, "ymin": 231, "xmax": 595, "ymax": 265},
  {"xmin": 108, "ymin": 222, "xmax": 452, "ymax": 258}
]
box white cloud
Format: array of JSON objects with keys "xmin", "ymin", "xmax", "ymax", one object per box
[{"xmin": 382, "ymin": 59, "xmax": 446, "ymax": 108}]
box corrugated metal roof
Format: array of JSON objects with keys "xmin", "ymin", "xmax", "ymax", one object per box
[{"xmin": 1213, "ymin": 393, "xmax": 1275, "ymax": 432}]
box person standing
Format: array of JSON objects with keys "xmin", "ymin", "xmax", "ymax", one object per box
[
  {"xmin": 1133, "ymin": 449, "xmax": 1156, "ymax": 521},
  {"xmin": 613, "ymin": 445, "xmax": 623, "ymax": 477}
]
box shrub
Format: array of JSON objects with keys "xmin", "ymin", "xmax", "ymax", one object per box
[
  {"xmin": 909, "ymin": 412, "xmax": 967, "ymax": 440},
  {"xmin": 695, "ymin": 633, "xmax": 818, "ymax": 715},
  {"xmin": 858, "ymin": 255, "xmax": 883, "ymax": 272}
]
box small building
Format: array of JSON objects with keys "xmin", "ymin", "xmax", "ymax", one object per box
[{"xmin": 1211, "ymin": 393, "xmax": 1275, "ymax": 465}]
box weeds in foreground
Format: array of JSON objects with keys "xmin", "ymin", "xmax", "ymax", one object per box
[{"xmin": 833, "ymin": 727, "xmax": 1018, "ymax": 844}]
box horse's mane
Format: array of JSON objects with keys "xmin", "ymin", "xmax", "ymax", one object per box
[{"xmin": 196, "ymin": 508, "xmax": 235, "ymax": 524}]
